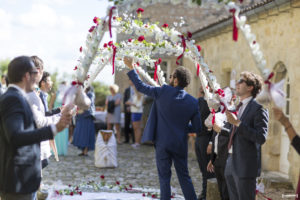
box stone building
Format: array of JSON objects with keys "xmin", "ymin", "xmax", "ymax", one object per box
[{"xmin": 115, "ymin": 0, "xmax": 300, "ymax": 188}]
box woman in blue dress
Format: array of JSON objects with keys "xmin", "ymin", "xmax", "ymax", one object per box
[{"xmin": 72, "ymin": 86, "xmax": 96, "ymax": 156}]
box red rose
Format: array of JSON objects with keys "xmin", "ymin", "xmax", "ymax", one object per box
[
  {"xmin": 136, "ymin": 8, "xmax": 144, "ymax": 14},
  {"xmin": 79, "ymin": 46, "xmax": 82, "ymax": 52},
  {"xmin": 253, "ymin": 41, "xmax": 256, "ymax": 44},
  {"xmin": 138, "ymin": 36, "xmax": 145, "ymax": 42},
  {"xmin": 70, "ymin": 192, "xmax": 74, "ymax": 196},
  {"xmin": 75, "ymin": 187, "xmax": 79, "ymax": 190},
  {"xmin": 108, "ymin": 41, "xmax": 114, "ymax": 46},
  {"xmin": 103, "ymin": 43, "xmax": 108, "ymax": 48},
  {"xmin": 100, "ymin": 175, "xmax": 105, "ymax": 179},
  {"xmin": 79, "ymin": 191, "xmax": 82, "ymax": 195},
  {"xmin": 116, "ymin": 181, "xmax": 120, "ymax": 185},
  {"xmin": 162, "ymin": 23, "xmax": 169, "ymax": 28},
  {"xmin": 129, "ymin": 184, "xmax": 133, "ymax": 188},
  {"xmin": 55, "ymin": 190, "xmax": 60, "ymax": 195},
  {"xmin": 93, "ymin": 17, "xmax": 99, "ymax": 24},
  {"xmin": 142, "ymin": 193, "xmax": 146, "ymax": 197},
  {"xmin": 128, "ymin": 38, "xmax": 132, "ymax": 42},
  {"xmin": 89, "ymin": 26, "xmax": 96, "ymax": 33},
  {"xmin": 197, "ymin": 45, "xmax": 201, "ymax": 52},
  {"xmin": 187, "ymin": 31, "xmax": 192, "ymax": 38},
  {"xmin": 152, "ymin": 194, "xmax": 156, "ymax": 198},
  {"xmin": 68, "ymin": 184, "xmax": 71, "ymax": 187}
]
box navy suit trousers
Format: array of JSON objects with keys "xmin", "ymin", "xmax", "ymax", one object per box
[{"xmin": 155, "ymin": 146, "xmax": 197, "ymax": 200}]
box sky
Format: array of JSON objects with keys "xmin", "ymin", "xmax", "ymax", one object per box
[{"xmin": 0, "ymin": 0, "xmax": 115, "ymax": 85}]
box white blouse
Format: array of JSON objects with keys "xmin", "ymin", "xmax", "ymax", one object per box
[{"xmin": 130, "ymin": 95, "xmax": 144, "ymax": 113}]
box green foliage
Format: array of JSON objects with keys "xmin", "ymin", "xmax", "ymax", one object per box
[
  {"xmin": 92, "ymin": 82, "xmax": 110, "ymax": 106},
  {"xmin": 0, "ymin": 59, "xmax": 10, "ymax": 75}
]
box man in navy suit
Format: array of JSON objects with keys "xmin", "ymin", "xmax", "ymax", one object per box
[
  {"xmin": 0, "ymin": 56, "xmax": 72, "ymax": 200},
  {"xmin": 225, "ymin": 71, "xmax": 269, "ymax": 200},
  {"xmin": 124, "ymin": 58, "xmax": 201, "ymax": 200}
]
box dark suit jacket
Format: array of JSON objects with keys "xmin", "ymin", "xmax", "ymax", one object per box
[
  {"xmin": 128, "ymin": 70, "xmax": 201, "ymax": 155},
  {"xmin": 231, "ymin": 99, "xmax": 269, "ymax": 178},
  {"xmin": 198, "ymin": 97, "xmax": 212, "ymax": 136},
  {"xmin": 123, "ymin": 87, "xmax": 131, "ymax": 113},
  {"xmin": 0, "ymin": 87, "xmax": 54, "ymax": 194},
  {"xmin": 211, "ymin": 122, "xmax": 231, "ymax": 168}
]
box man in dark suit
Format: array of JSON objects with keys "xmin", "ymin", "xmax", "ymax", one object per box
[
  {"xmin": 207, "ymin": 122, "xmax": 231, "ymax": 200},
  {"xmin": 0, "ymin": 56, "xmax": 72, "ymax": 200},
  {"xmin": 194, "ymin": 87, "xmax": 214, "ymax": 200},
  {"xmin": 124, "ymin": 57, "xmax": 201, "ymax": 200},
  {"xmin": 123, "ymin": 80, "xmax": 135, "ymax": 143},
  {"xmin": 225, "ymin": 71, "xmax": 269, "ymax": 200}
]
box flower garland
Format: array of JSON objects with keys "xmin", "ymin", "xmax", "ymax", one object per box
[{"xmin": 227, "ymin": 2, "xmax": 285, "ymax": 108}]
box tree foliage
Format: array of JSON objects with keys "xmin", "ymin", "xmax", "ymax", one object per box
[
  {"xmin": 92, "ymin": 82, "xmax": 110, "ymax": 106},
  {"xmin": 0, "ymin": 59, "xmax": 10, "ymax": 75}
]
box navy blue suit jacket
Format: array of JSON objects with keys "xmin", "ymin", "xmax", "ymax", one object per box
[
  {"xmin": 0, "ymin": 87, "xmax": 54, "ymax": 194},
  {"xmin": 231, "ymin": 99, "xmax": 269, "ymax": 178},
  {"xmin": 127, "ymin": 70, "xmax": 201, "ymax": 155}
]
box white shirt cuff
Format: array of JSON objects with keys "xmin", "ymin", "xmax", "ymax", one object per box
[{"xmin": 50, "ymin": 124, "xmax": 57, "ymax": 136}]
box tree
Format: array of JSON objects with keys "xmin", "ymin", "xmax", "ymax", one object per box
[
  {"xmin": 92, "ymin": 82, "xmax": 110, "ymax": 107},
  {"xmin": 0, "ymin": 59, "xmax": 10, "ymax": 75}
]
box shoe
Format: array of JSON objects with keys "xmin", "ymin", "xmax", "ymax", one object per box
[{"xmin": 131, "ymin": 143, "xmax": 140, "ymax": 149}]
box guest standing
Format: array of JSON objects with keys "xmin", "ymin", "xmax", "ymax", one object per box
[
  {"xmin": 0, "ymin": 56, "xmax": 71, "ymax": 200},
  {"xmin": 72, "ymin": 86, "xmax": 96, "ymax": 156},
  {"xmin": 124, "ymin": 57, "xmax": 201, "ymax": 200},
  {"xmin": 225, "ymin": 71, "xmax": 269, "ymax": 200},
  {"xmin": 123, "ymin": 80, "xmax": 135, "ymax": 143},
  {"xmin": 195, "ymin": 87, "xmax": 215, "ymax": 200},
  {"xmin": 126, "ymin": 86, "xmax": 143, "ymax": 149},
  {"xmin": 106, "ymin": 84, "xmax": 122, "ymax": 144}
]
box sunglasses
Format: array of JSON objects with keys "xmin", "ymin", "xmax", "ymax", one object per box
[{"xmin": 237, "ymin": 79, "xmax": 247, "ymax": 84}]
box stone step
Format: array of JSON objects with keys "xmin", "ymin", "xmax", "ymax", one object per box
[{"xmin": 260, "ymin": 171, "xmax": 294, "ymax": 190}]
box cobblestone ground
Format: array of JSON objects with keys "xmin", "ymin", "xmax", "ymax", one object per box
[
  {"xmin": 43, "ymin": 143, "xmax": 202, "ymax": 197},
  {"xmin": 43, "ymin": 142, "xmax": 295, "ymax": 200}
]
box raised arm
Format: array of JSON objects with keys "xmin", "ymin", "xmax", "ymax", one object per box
[{"xmin": 124, "ymin": 57, "xmax": 162, "ymax": 99}]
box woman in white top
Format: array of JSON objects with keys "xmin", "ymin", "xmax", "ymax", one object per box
[{"xmin": 126, "ymin": 87, "xmax": 143, "ymax": 148}]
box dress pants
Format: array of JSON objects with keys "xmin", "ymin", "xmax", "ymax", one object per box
[
  {"xmin": 195, "ymin": 136, "xmax": 215, "ymax": 198},
  {"xmin": 155, "ymin": 146, "xmax": 197, "ymax": 200},
  {"xmin": 0, "ymin": 192, "xmax": 36, "ymax": 200},
  {"xmin": 225, "ymin": 155, "xmax": 256, "ymax": 200},
  {"xmin": 124, "ymin": 112, "xmax": 134, "ymax": 143},
  {"xmin": 214, "ymin": 165, "xmax": 229, "ymax": 200}
]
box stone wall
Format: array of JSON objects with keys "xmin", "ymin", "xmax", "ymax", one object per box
[{"xmin": 183, "ymin": 1, "xmax": 300, "ymax": 188}]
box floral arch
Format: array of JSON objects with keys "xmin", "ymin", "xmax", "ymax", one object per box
[{"xmin": 69, "ymin": 0, "xmax": 285, "ymax": 128}]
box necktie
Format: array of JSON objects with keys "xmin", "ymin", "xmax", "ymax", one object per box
[{"xmin": 227, "ymin": 102, "xmax": 243, "ymax": 150}]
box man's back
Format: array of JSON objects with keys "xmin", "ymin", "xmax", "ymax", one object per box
[
  {"xmin": 127, "ymin": 70, "xmax": 201, "ymax": 153},
  {"xmin": 154, "ymin": 85, "xmax": 200, "ymax": 151}
]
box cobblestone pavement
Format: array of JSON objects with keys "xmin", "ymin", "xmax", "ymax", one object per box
[
  {"xmin": 43, "ymin": 143, "xmax": 202, "ymax": 197},
  {"xmin": 43, "ymin": 142, "xmax": 295, "ymax": 200}
]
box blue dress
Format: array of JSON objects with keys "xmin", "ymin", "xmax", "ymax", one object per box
[
  {"xmin": 72, "ymin": 91, "xmax": 96, "ymax": 151},
  {"xmin": 54, "ymin": 91, "xmax": 69, "ymax": 156}
]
